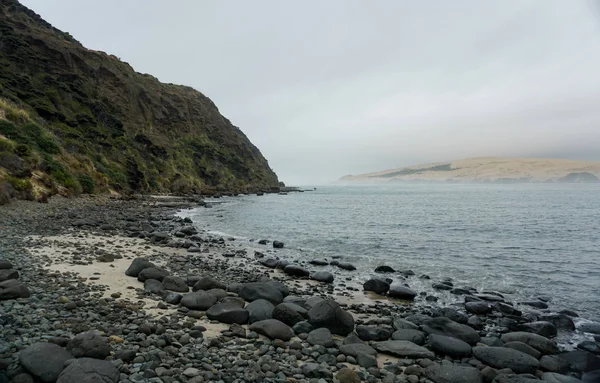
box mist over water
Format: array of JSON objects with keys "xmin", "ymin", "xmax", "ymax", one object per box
[{"xmin": 182, "ymin": 184, "xmax": 600, "ymax": 324}]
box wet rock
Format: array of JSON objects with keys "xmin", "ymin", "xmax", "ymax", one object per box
[
  {"xmin": 164, "ymin": 292, "xmax": 182, "ymax": 305},
  {"xmin": 137, "ymin": 267, "xmax": 169, "ymax": 282},
  {"xmin": 578, "ymin": 322, "xmax": 600, "ymax": 335},
  {"xmin": 272, "ymin": 303, "xmax": 304, "ymax": 326},
  {"xmin": 308, "ymin": 299, "xmax": 355, "ymax": 336},
  {"xmin": 19, "ymin": 342, "xmax": 73, "ymax": 382},
  {"xmin": 503, "ymin": 341, "xmax": 542, "ymax": 359},
  {"xmin": 339, "ymin": 343, "xmax": 377, "ymax": 357},
  {"xmin": 393, "ymin": 318, "xmax": 420, "ymax": 330},
  {"xmin": 388, "ymin": 285, "xmax": 417, "ymax": 300},
  {"xmin": 56, "ymin": 357, "xmax": 119, "ymax": 383},
  {"xmin": 500, "ymin": 332, "xmax": 559, "ymax": 354},
  {"xmin": 0, "ymin": 260, "xmax": 12, "ymax": 269},
  {"xmin": 520, "ymin": 300, "xmax": 549, "ymax": 309},
  {"xmin": 354, "ymin": 324, "xmax": 391, "ymax": 342},
  {"xmin": 422, "ymin": 317, "xmax": 481, "ymax": 345},
  {"xmin": 429, "ymin": 334, "xmax": 472, "ymax": 358},
  {"xmin": 540, "ymin": 355, "xmax": 570, "ymax": 373},
  {"xmin": 375, "ymin": 265, "xmax": 395, "ymax": 273},
  {"xmin": 539, "ymin": 314, "xmax": 575, "ymax": 331},
  {"xmin": 424, "ymin": 363, "xmax": 483, "ymax": 383},
  {"xmin": 373, "ymin": 340, "xmax": 435, "ymax": 359},
  {"xmin": 180, "ymin": 291, "xmax": 219, "ymax": 310},
  {"xmin": 309, "ymin": 259, "xmax": 329, "ymax": 266},
  {"xmin": 192, "ymin": 276, "xmax": 227, "ymax": 291},
  {"xmin": 391, "ymin": 329, "xmax": 426, "ymax": 345},
  {"xmin": 272, "ymin": 241, "xmax": 284, "ymax": 248},
  {"xmin": 248, "ymin": 319, "xmax": 294, "ymax": 340},
  {"xmin": 541, "ymin": 372, "xmax": 584, "ymax": 383},
  {"xmin": 246, "ymin": 299, "xmax": 275, "ymax": 324},
  {"xmin": 307, "ymin": 328, "xmax": 335, "ymax": 347},
  {"xmin": 363, "ymin": 278, "xmax": 390, "ymax": 294},
  {"xmin": 238, "ymin": 282, "xmax": 284, "ymax": 304},
  {"xmin": 162, "ymin": 275, "xmax": 189, "ymax": 292},
  {"xmin": 336, "ymin": 368, "xmax": 361, "ymax": 383},
  {"xmin": 260, "ymin": 258, "xmax": 279, "ymax": 268},
  {"xmin": 206, "ymin": 303, "xmax": 249, "ymax": 324},
  {"xmin": 466, "ymin": 301, "xmax": 492, "ymax": 315},
  {"xmin": 0, "ymin": 269, "xmax": 18, "ymax": 282},
  {"xmin": 520, "ymin": 321, "xmax": 557, "ymax": 338},
  {"xmin": 283, "ymin": 264, "xmax": 310, "ymax": 277},
  {"xmin": 337, "ymin": 262, "xmax": 357, "ymax": 271},
  {"xmin": 577, "ymin": 340, "xmax": 600, "ymax": 355},
  {"xmin": 124, "ymin": 258, "xmax": 155, "ymax": 277},
  {"xmin": 560, "ymin": 350, "xmax": 600, "ymax": 373},
  {"xmin": 311, "ymin": 271, "xmax": 334, "ymax": 283},
  {"xmin": 472, "ymin": 346, "xmax": 540, "ymax": 374},
  {"xmin": 144, "ymin": 279, "xmax": 166, "ymax": 295},
  {"xmin": 0, "ymin": 279, "xmax": 30, "ymax": 300},
  {"xmin": 66, "ymin": 331, "xmax": 110, "ymax": 359},
  {"xmin": 293, "ymin": 321, "xmax": 314, "ymax": 334}
]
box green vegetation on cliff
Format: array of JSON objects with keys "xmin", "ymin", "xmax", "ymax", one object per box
[{"xmin": 0, "ymin": 0, "xmax": 278, "ymax": 203}]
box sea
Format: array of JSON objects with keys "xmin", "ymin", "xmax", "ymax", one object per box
[{"xmin": 179, "ymin": 183, "xmax": 600, "ymax": 344}]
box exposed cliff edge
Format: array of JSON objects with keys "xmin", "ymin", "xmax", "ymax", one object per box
[
  {"xmin": 340, "ymin": 157, "xmax": 600, "ymax": 184},
  {"xmin": 0, "ymin": 0, "xmax": 279, "ymax": 204}
]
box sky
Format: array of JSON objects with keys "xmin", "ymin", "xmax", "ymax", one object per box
[{"xmin": 21, "ymin": 0, "xmax": 600, "ymax": 185}]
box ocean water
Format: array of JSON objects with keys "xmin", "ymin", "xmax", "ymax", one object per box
[{"xmin": 180, "ymin": 184, "xmax": 600, "ymax": 327}]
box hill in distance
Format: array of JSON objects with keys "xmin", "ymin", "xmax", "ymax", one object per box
[
  {"xmin": 0, "ymin": 0, "xmax": 279, "ymax": 204},
  {"xmin": 340, "ymin": 157, "xmax": 600, "ymax": 184}
]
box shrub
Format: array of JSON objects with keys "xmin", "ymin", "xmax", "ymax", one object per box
[
  {"xmin": 0, "ymin": 138, "xmax": 15, "ymax": 152},
  {"xmin": 78, "ymin": 174, "xmax": 95, "ymax": 194},
  {"xmin": 7, "ymin": 176, "xmax": 31, "ymax": 191}
]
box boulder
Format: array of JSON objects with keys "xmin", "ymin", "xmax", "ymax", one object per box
[
  {"xmin": 356, "ymin": 324, "xmax": 394, "ymax": 342},
  {"xmin": 293, "ymin": 321, "xmax": 314, "ymax": 334},
  {"xmin": 472, "ymin": 346, "xmax": 540, "ymax": 374},
  {"xmin": 124, "ymin": 258, "xmax": 155, "ymax": 277},
  {"xmin": 311, "ymin": 271, "xmax": 334, "ymax": 283},
  {"xmin": 393, "ymin": 318, "xmax": 420, "ymax": 331},
  {"xmin": 0, "ymin": 260, "xmax": 12, "ymax": 269},
  {"xmin": 339, "ymin": 343, "xmax": 377, "ymax": 357},
  {"xmin": 336, "ymin": 368, "xmax": 361, "ymax": 383},
  {"xmin": 164, "ymin": 292, "xmax": 183, "ymax": 305},
  {"xmin": 577, "ymin": 322, "xmax": 600, "ymax": 335},
  {"xmin": 373, "ymin": 340, "xmax": 435, "ymax": 359},
  {"xmin": 374, "ymin": 265, "xmax": 395, "ymax": 273},
  {"xmin": 503, "ymin": 341, "xmax": 542, "ymax": 359},
  {"xmin": 429, "ymin": 334, "xmax": 472, "ymax": 358},
  {"xmin": 422, "ymin": 317, "xmax": 481, "ymax": 345},
  {"xmin": 310, "ymin": 259, "xmax": 329, "ymax": 266},
  {"xmin": 272, "ymin": 303, "xmax": 304, "ymax": 326},
  {"xmin": 0, "ymin": 269, "xmax": 18, "ymax": 282},
  {"xmin": 249, "ymin": 319, "xmax": 294, "ymax": 340},
  {"xmin": 539, "ymin": 314, "xmax": 575, "ymax": 331},
  {"xmin": 363, "ymin": 278, "xmax": 390, "ymax": 294},
  {"xmin": 57, "ymin": 358, "xmax": 119, "ymax": 383},
  {"xmin": 279, "ymin": 302, "xmax": 308, "ymax": 317},
  {"xmin": 246, "ymin": 299, "xmax": 275, "ymax": 324},
  {"xmin": 560, "ymin": 350, "xmax": 600, "ymax": 373},
  {"xmin": 238, "ymin": 282, "xmax": 284, "ymax": 304},
  {"xmin": 144, "ymin": 279, "xmax": 166, "ymax": 295},
  {"xmin": 66, "ymin": 331, "xmax": 110, "ymax": 359},
  {"xmin": 137, "ymin": 267, "xmax": 169, "ymax": 282},
  {"xmin": 260, "ymin": 258, "xmax": 280, "ymax": 268},
  {"xmin": 500, "ymin": 332, "xmax": 559, "ymax": 354},
  {"xmin": 541, "ymin": 372, "xmax": 585, "ymax": 383},
  {"xmin": 180, "ymin": 291, "xmax": 218, "ymax": 310},
  {"xmin": 520, "ymin": 321, "xmax": 557, "ymax": 338},
  {"xmin": 540, "ymin": 355, "xmax": 570, "ymax": 373},
  {"xmin": 465, "ymin": 302, "xmax": 492, "ymax": 315},
  {"xmin": 283, "ymin": 264, "xmax": 310, "ymax": 277},
  {"xmin": 219, "ymin": 296, "xmax": 246, "ymax": 308},
  {"xmin": 162, "ymin": 276, "xmax": 189, "ymax": 292},
  {"xmin": 0, "ymin": 279, "xmax": 30, "ymax": 300},
  {"xmin": 307, "ymin": 328, "xmax": 335, "ymax": 347},
  {"xmin": 388, "ymin": 284, "xmax": 417, "ymax": 300},
  {"xmin": 308, "ymin": 299, "xmax": 355, "ymax": 336},
  {"xmin": 192, "ymin": 276, "xmax": 227, "ymax": 291},
  {"xmin": 272, "ymin": 241, "xmax": 284, "ymax": 248},
  {"xmin": 337, "ymin": 262, "xmax": 356, "ymax": 271},
  {"xmin": 19, "ymin": 342, "xmax": 73, "ymax": 382},
  {"xmin": 391, "ymin": 329, "xmax": 426, "ymax": 345},
  {"xmin": 424, "ymin": 363, "xmax": 483, "ymax": 383},
  {"xmin": 206, "ymin": 303, "xmax": 249, "ymax": 324}
]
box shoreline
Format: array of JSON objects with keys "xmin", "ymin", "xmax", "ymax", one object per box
[{"xmin": 1, "ymin": 195, "xmax": 599, "ymax": 382}]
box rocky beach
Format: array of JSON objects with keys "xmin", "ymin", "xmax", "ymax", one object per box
[{"xmin": 1, "ymin": 195, "xmax": 599, "ymax": 383}]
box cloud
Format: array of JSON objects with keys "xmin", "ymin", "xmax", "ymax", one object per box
[{"xmin": 21, "ymin": 0, "xmax": 600, "ymax": 184}]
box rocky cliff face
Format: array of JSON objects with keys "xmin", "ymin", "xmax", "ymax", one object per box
[{"xmin": 0, "ymin": 0, "xmax": 278, "ymax": 203}]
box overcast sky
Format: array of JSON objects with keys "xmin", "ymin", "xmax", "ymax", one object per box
[{"xmin": 21, "ymin": 0, "xmax": 600, "ymax": 184}]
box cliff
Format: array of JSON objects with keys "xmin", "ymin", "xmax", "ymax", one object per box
[
  {"xmin": 340, "ymin": 157, "xmax": 600, "ymax": 184},
  {"xmin": 0, "ymin": 0, "xmax": 278, "ymax": 203}
]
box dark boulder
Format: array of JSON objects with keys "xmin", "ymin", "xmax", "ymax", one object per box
[
  {"xmin": 500, "ymin": 332, "xmax": 559, "ymax": 355},
  {"xmin": 66, "ymin": 331, "xmax": 110, "ymax": 359},
  {"xmin": 520, "ymin": 321, "xmax": 557, "ymax": 338},
  {"xmin": 273, "ymin": 241, "xmax": 284, "ymax": 248},
  {"xmin": 260, "ymin": 258, "xmax": 280, "ymax": 268},
  {"xmin": 19, "ymin": 342, "xmax": 73, "ymax": 382},
  {"xmin": 337, "ymin": 262, "xmax": 357, "ymax": 271},
  {"xmin": 356, "ymin": 324, "xmax": 394, "ymax": 341},
  {"xmin": 388, "ymin": 284, "xmax": 417, "ymax": 300},
  {"xmin": 363, "ymin": 278, "xmax": 390, "ymax": 295},
  {"xmin": 192, "ymin": 276, "xmax": 227, "ymax": 291},
  {"xmin": 206, "ymin": 303, "xmax": 249, "ymax": 324},
  {"xmin": 56, "ymin": 358, "xmax": 119, "ymax": 383},
  {"xmin": 246, "ymin": 299, "xmax": 275, "ymax": 324},
  {"xmin": 465, "ymin": 302, "xmax": 492, "ymax": 315},
  {"xmin": 238, "ymin": 282, "xmax": 284, "ymax": 304},
  {"xmin": 372, "ymin": 340, "xmax": 435, "ymax": 359},
  {"xmin": 311, "ymin": 271, "xmax": 334, "ymax": 283},
  {"xmin": 424, "ymin": 363, "xmax": 483, "ymax": 383},
  {"xmin": 137, "ymin": 267, "xmax": 169, "ymax": 282},
  {"xmin": 272, "ymin": 303, "xmax": 304, "ymax": 326},
  {"xmin": 162, "ymin": 276, "xmax": 189, "ymax": 292},
  {"xmin": 248, "ymin": 319, "xmax": 294, "ymax": 340},
  {"xmin": 539, "ymin": 314, "xmax": 575, "ymax": 331},
  {"xmin": 283, "ymin": 264, "xmax": 310, "ymax": 277},
  {"xmin": 0, "ymin": 269, "xmax": 18, "ymax": 282},
  {"xmin": 124, "ymin": 258, "xmax": 155, "ymax": 277},
  {"xmin": 307, "ymin": 328, "xmax": 335, "ymax": 347},
  {"xmin": 0, "ymin": 279, "xmax": 30, "ymax": 300},
  {"xmin": 374, "ymin": 265, "xmax": 395, "ymax": 273},
  {"xmin": 180, "ymin": 291, "xmax": 218, "ymax": 310},
  {"xmin": 308, "ymin": 299, "xmax": 355, "ymax": 336},
  {"xmin": 429, "ymin": 334, "xmax": 472, "ymax": 358},
  {"xmin": 144, "ymin": 279, "xmax": 166, "ymax": 295},
  {"xmin": 422, "ymin": 317, "xmax": 481, "ymax": 345},
  {"xmin": 472, "ymin": 346, "xmax": 540, "ymax": 374},
  {"xmin": 310, "ymin": 259, "xmax": 329, "ymax": 266},
  {"xmin": 391, "ymin": 329, "xmax": 426, "ymax": 345},
  {"xmin": 503, "ymin": 341, "xmax": 542, "ymax": 359}
]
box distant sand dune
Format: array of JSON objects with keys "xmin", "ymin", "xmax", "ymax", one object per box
[{"xmin": 340, "ymin": 157, "xmax": 600, "ymax": 183}]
